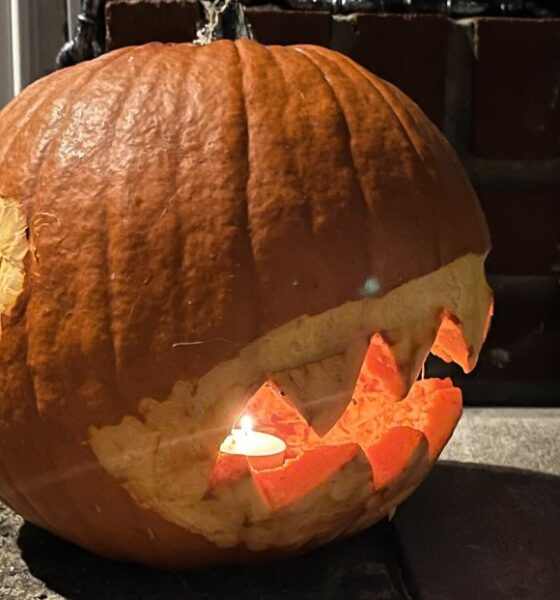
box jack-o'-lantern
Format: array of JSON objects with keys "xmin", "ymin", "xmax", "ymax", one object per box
[{"xmin": 0, "ymin": 38, "xmax": 492, "ymax": 568}]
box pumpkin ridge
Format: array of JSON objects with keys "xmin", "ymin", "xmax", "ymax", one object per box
[
  {"xmin": 319, "ymin": 50, "xmax": 455, "ymax": 282},
  {"xmin": 0, "ymin": 51, "xmax": 121, "ymax": 200},
  {"xmin": 267, "ymin": 43, "xmax": 358, "ymax": 331},
  {"xmin": 384, "ymin": 84, "xmax": 490, "ymax": 261},
  {"xmin": 113, "ymin": 46, "xmax": 179, "ymax": 355},
  {"xmin": 102, "ymin": 49, "xmax": 171, "ymax": 405},
  {"xmin": 9, "ymin": 235, "xmax": 102, "ymax": 540},
  {"xmin": 19, "ymin": 48, "xmax": 164, "ymax": 545},
  {"xmin": 265, "ymin": 46, "xmax": 316, "ymax": 244},
  {"xmin": 35, "ymin": 49, "xmax": 133, "ymax": 190},
  {"xmin": 332, "ymin": 49, "xmax": 428, "ymax": 168},
  {"xmin": 0, "ymin": 79, "xmax": 62, "ymax": 170},
  {"xmin": 46, "ymin": 46, "xmax": 161, "ymax": 421},
  {"xmin": 235, "ymin": 40, "xmax": 329, "ymax": 332},
  {"xmin": 332, "ymin": 51, "xmax": 444, "ymax": 268},
  {"xmin": 163, "ymin": 45, "xmax": 201, "ymax": 363},
  {"xmin": 101, "ymin": 44, "xmax": 200, "ymax": 406},
  {"xmin": 293, "ymin": 46, "xmax": 437, "ymax": 288},
  {"xmin": 278, "ymin": 45, "xmax": 369, "ymax": 308},
  {"xmin": 172, "ymin": 42, "xmax": 212, "ymax": 349},
  {"xmin": 292, "ymin": 46, "xmax": 371, "ymax": 244},
  {"xmin": 143, "ymin": 43, "xmax": 206, "ymax": 376},
  {"xmin": 24, "ymin": 267, "xmax": 113, "ymax": 543},
  {"xmin": 233, "ymin": 41, "xmax": 266, "ymax": 334},
  {"xmin": 0, "ymin": 58, "xmax": 89, "ymax": 167},
  {"xmin": 393, "ymin": 81, "xmax": 481, "ymax": 221},
  {"xmin": 12, "ymin": 49, "xmax": 138, "ymax": 388},
  {"xmin": 362, "ymin": 74, "xmax": 448, "ymax": 266}
]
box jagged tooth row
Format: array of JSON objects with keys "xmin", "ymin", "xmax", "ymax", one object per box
[
  {"xmin": 365, "ymin": 427, "xmax": 428, "ymax": 490},
  {"xmin": 208, "ymin": 368, "xmax": 462, "ymax": 512},
  {"xmin": 216, "ymin": 316, "xmax": 470, "ymax": 464},
  {"xmin": 368, "ymin": 294, "xmax": 493, "ymax": 405},
  {"xmin": 265, "ymin": 307, "xmax": 444, "ymax": 438}
]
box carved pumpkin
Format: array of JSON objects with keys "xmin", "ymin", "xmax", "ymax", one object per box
[{"xmin": 0, "ymin": 40, "xmax": 492, "ymax": 568}]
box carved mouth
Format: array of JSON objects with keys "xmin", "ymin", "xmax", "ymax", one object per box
[
  {"xmin": 209, "ymin": 318, "xmax": 470, "ymax": 512},
  {"xmin": 89, "ymin": 253, "xmax": 492, "ymax": 551}
]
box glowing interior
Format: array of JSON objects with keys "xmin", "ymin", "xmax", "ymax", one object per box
[{"xmin": 209, "ymin": 314, "xmax": 468, "ymax": 512}]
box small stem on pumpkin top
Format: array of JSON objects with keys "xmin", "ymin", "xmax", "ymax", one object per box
[{"xmin": 195, "ymin": 0, "xmax": 254, "ymax": 45}]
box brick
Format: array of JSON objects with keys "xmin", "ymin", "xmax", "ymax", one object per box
[
  {"xmin": 346, "ymin": 14, "xmax": 450, "ymax": 128},
  {"xmin": 477, "ymin": 186, "xmax": 560, "ymax": 275},
  {"xmin": 106, "ymin": 0, "xmax": 199, "ymax": 51},
  {"xmin": 471, "ymin": 18, "xmax": 560, "ymax": 159},
  {"xmin": 246, "ymin": 8, "xmax": 331, "ymax": 47}
]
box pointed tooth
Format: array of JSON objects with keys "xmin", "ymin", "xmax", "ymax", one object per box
[
  {"xmin": 431, "ymin": 312, "xmax": 471, "ymax": 371},
  {"xmin": 269, "ymin": 338, "xmax": 370, "ymax": 436},
  {"xmin": 243, "ymin": 381, "xmax": 319, "ymax": 454},
  {"xmin": 459, "ymin": 279, "xmax": 494, "ymax": 370},
  {"xmin": 358, "ymin": 333, "xmax": 405, "ymax": 398},
  {"xmin": 378, "ymin": 313, "xmax": 441, "ymax": 399},
  {"xmin": 365, "ymin": 426, "xmax": 428, "ymax": 490},
  {"xmin": 432, "ymin": 283, "xmax": 493, "ymax": 373},
  {"xmin": 252, "ymin": 442, "xmax": 360, "ymax": 511},
  {"xmin": 394, "ymin": 379, "xmax": 462, "ymax": 460}
]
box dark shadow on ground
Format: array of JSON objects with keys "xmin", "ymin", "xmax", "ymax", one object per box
[
  {"xmin": 394, "ymin": 461, "xmax": 560, "ymax": 600},
  {"xmin": 17, "ymin": 511, "xmax": 407, "ymax": 600}
]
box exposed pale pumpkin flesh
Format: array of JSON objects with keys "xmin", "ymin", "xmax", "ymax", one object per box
[{"xmin": 0, "ymin": 197, "xmax": 27, "ymax": 328}]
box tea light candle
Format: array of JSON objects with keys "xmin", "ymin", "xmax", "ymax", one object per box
[{"xmin": 219, "ymin": 415, "xmax": 286, "ymax": 470}]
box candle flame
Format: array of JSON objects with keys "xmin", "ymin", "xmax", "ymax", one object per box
[{"xmin": 239, "ymin": 415, "xmax": 253, "ymax": 436}]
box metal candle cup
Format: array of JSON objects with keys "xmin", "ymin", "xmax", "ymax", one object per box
[{"xmin": 219, "ymin": 417, "xmax": 286, "ymax": 471}]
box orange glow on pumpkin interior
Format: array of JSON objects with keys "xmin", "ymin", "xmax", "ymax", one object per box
[{"xmin": 209, "ymin": 312, "xmax": 471, "ymax": 511}]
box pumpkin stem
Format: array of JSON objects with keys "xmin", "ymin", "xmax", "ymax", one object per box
[{"xmin": 195, "ymin": 0, "xmax": 254, "ymax": 44}]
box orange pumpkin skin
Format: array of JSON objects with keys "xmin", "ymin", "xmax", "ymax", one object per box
[{"xmin": 0, "ymin": 40, "xmax": 492, "ymax": 567}]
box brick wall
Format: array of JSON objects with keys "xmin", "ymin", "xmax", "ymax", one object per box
[{"xmin": 105, "ymin": 1, "xmax": 560, "ymax": 405}]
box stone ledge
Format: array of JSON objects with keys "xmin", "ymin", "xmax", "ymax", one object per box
[{"xmin": 442, "ymin": 408, "xmax": 560, "ymax": 475}]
